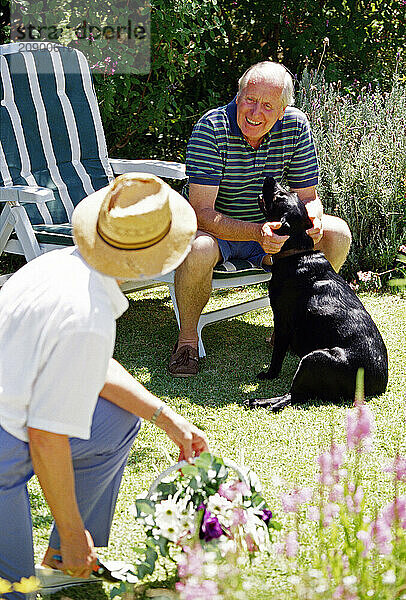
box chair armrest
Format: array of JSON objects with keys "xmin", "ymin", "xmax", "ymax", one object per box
[
  {"xmin": 0, "ymin": 186, "xmax": 55, "ymax": 204},
  {"xmin": 109, "ymin": 159, "xmax": 186, "ymax": 180}
]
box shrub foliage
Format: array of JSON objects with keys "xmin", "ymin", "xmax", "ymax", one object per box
[{"xmin": 0, "ymin": 0, "xmax": 405, "ymax": 277}]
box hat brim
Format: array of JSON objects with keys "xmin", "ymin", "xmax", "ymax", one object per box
[{"xmin": 73, "ymin": 180, "xmax": 197, "ymax": 280}]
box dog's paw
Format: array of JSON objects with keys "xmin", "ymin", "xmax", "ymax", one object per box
[{"xmin": 257, "ymin": 370, "xmax": 270, "ymax": 380}]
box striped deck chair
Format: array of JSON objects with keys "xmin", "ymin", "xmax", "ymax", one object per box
[
  {"xmin": 0, "ymin": 42, "xmax": 270, "ymax": 356},
  {"xmin": 0, "ymin": 42, "xmax": 185, "ymax": 283}
]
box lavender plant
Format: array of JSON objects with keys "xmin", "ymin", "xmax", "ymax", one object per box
[
  {"xmin": 276, "ymin": 370, "xmax": 406, "ymax": 600},
  {"xmin": 296, "ymin": 65, "xmax": 406, "ymax": 280}
]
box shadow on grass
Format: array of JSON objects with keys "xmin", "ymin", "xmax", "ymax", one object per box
[
  {"xmin": 115, "ymin": 294, "xmax": 354, "ymax": 412},
  {"xmin": 115, "ymin": 295, "xmax": 279, "ymax": 405}
]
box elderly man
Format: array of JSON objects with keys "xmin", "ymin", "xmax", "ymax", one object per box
[
  {"xmin": 0, "ymin": 173, "xmax": 208, "ymax": 599},
  {"xmin": 168, "ymin": 61, "xmax": 351, "ymax": 377}
]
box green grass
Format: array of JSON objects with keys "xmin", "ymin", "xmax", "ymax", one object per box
[{"xmin": 23, "ymin": 284, "xmax": 406, "ymax": 598}]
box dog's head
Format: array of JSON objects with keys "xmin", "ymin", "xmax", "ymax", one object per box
[{"xmin": 258, "ymin": 176, "xmax": 313, "ymax": 238}]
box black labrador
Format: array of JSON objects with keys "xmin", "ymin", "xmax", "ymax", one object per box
[{"xmin": 248, "ymin": 177, "xmax": 388, "ymax": 411}]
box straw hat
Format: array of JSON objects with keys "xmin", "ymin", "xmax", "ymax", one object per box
[{"xmin": 73, "ymin": 173, "xmax": 197, "ymax": 279}]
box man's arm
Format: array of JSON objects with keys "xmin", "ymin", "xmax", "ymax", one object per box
[
  {"xmin": 189, "ymin": 183, "xmax": 289, "ymax": 254},
  {"xmin": 291, "ymin": 185, "xmax": 324, "ymax": 245},
  {"xmin": 28, "ymin": 428, "xmax": 97, "ymax": 577},
  {"xmin": 100, "ymin": 359, "xmax": 209, "ymax": 461}
]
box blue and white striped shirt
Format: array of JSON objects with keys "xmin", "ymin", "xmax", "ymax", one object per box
[{"xmin": 186, "ymin": 98, "xmax": 319, "ymax": 223}]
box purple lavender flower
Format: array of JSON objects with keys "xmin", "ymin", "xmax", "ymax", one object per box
[
  {"xmin": 199, "ymin": 508, "xmax": 223, "ymax": 542},
  {"xmin": 346, "ymin": 401, "xmax": 375, "ymax": 452}
]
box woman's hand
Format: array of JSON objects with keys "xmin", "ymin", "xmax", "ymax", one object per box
[{"xmin": 156, "ymin": 407, "xmax": 209, "ymax": 461}]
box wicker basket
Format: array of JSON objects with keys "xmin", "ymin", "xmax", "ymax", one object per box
[{"xmin": 147, "ymin": 457, "xmax": 249, "ymax": 499}]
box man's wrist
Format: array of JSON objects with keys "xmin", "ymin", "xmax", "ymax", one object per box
[{"xmin": 255, "ymin": 222, "xmax": 264, "ymax": 244}]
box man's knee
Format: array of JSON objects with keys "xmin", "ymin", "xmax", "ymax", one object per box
[
  {"xmin": 319, "ymin": 214, "xmax": 350, "ymax": 245},
  {"xmin": 318, "ymin": 215, "xmax": 352, "ymax": 271},
  {"xmin": 177, "ymin": 232, "xmax": 221, "ymax": 275}
]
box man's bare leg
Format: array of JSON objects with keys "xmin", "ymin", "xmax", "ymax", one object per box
[
  {"xmin": 316, "ymin": 215, "xmax": 352, "ymax": 272},
  {"xmin": 174, "ymin": 231, "xmax": 221, "ymax": 350}
]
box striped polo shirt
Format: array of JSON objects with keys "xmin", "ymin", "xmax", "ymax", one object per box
[{"xmin": 186, "ymin": 98, "xmax": 319, "ymax": 223}]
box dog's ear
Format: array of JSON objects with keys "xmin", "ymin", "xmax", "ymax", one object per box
[
  {"xmin": 260, "ymin": 177, "xmax": 278, "ymax": 219},
  {"xmin": 262, "ymin": 176, "xmax": 277, "ymax": 199},
  {"xmin": 258, "ymin": 193, "xmax": 268, "ymax": 218}
]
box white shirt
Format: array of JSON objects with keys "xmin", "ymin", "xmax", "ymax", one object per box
[{"xmin": 0, "ymin": 247, "xmax": 128, "ymax": 442}]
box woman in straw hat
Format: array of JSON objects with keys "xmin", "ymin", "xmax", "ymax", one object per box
[{"xmin": 0, "ymin": 173, "xmax": 208, "ymax": 598}]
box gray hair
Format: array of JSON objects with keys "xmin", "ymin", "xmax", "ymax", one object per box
[{"xmin": 238, "ymin": 61, "xmax": 295, "ymax": 108}]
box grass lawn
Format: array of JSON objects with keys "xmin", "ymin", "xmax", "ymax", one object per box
[{"xmin": 25, "ymin": 283, "xmax": 406, "ymax": 599}]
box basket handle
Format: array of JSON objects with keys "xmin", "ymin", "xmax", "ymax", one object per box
[{"xmin": 147, "ymin": 457, "xmax": 250, "ymax": 499}]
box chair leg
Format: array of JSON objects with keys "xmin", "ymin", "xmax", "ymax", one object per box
[
  {"xmin": 167, "ymin": 282, "xmax": 180, "ymax": 328},
  {"xmin": 0, "ymin": 203, "xmax": 15, "ymax": 254},
  {"xmin": 11, "ymin": 204, "xmax": 43, "ymax": 261},
  {"xmin": 196, "ymin": 321, "xmax": 206, "ymax": 358},
  {"xmin": 0, "ymin": 274, "xmax": 12, "ymax": 287}
]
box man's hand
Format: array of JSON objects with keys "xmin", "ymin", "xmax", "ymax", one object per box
[
  {"xmin": 56, "ymin": 529, "xmax": 97, "ymax": 578},
  {"xmin": 156, "ymin": 406, "xmax": 209, "ymax": 462},
  {"xmin": 260, "ymin": 222, "xmax": 290, "ymax": 254}
]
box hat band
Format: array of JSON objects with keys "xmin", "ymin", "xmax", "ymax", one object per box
[{"xmin": 97, "ymin": 220, "xmax": 171, "ymax": 251}]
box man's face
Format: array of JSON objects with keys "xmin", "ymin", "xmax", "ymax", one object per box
[{"xmin": 236, "ymin": 78, "xmax": 286, "ymax": 149}]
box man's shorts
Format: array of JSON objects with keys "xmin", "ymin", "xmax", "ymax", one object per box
[{"xmin": 216, "ymin": 239, "xmax": 272, "ymax": 272}]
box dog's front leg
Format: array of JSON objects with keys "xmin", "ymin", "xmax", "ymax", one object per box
[{"xmin": 257, "ymin": 325, "xmax": 290, "ymax": 380}]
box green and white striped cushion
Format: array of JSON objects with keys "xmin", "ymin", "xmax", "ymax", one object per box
[
  {"xmin": 0, "ymin": 43, "xmax": 112, "ymax": 225},
  {"xmin": 213, "ymin": 259, "xmax": 266, "ymax": 279}
]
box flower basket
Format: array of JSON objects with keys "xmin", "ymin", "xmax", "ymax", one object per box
[{"xmin": 130, "ymin": 452, "xmax": 280, "ymax": 582}]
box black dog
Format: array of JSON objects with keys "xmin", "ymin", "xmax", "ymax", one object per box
[{"xmin": 249, "ymin": 177, "xmax": 388, "ymax": 411}]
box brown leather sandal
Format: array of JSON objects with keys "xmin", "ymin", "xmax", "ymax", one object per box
[{"xmin": 168, "ymin": 343, "xmax": 199, "ymax": 377}]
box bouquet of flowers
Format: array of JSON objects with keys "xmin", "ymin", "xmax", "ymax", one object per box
[{"xmin": 130, "ymin": 452, "xmax": 280, "ymax": 582}]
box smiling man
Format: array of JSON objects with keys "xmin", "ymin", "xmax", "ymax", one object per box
[{"xmin": 168, "ymin": 61, "xmax": 352, "ymax": 377}]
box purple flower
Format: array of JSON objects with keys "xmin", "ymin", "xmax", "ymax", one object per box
[
  {"xmin": 384, "ymin": 455, "xmax": 406, "ymax": 482},
  {"xmin": 357, "ymin": 529, "xmax": 372, "ymax": 556},
  {"xmin": 371, "ymin": 516, "xmax": 392, "ymax": 554},
  {"xmin": 176, "ymin": 579, "xmax": 219, "ymax": 600},
  {"xmin": 329, "ymin": 483, "xmax": 345, "ymax": 503},
  {"xmin": 177, "ymin": 545, "xmax": 204, "ymax": 579},
  {"xmin": 281, "ymin": 487, "xmax": 313, "ymax": 512},
  {"xmin": 232, "ymin": 507, "xmax": 247, "ymax": 526},
  {"xmin": 260, "ymin": 509, "xmax": 273, "ymax": 524},
  {"xmin": 218, "ymin": 480, "xmax": 250, "ymax": 501},
  {"xmin": 382, "ymin": 496, "xmax": 406, "ymax": 528},
  {"xmin": 322, "ymin": 502, "xmax": 340, "ymax": 526},
  {"xmin": 346, "ymin": 401, "xmax": 375, "ymax": 452},
  {"xmin": 200, "ymin": 509, "xmax": 223, "ymax": 542},
  {"xmin": 284, "ymin": 531, "xmax": 299, "ymax": 557},
  {"xmin": 307, "ymin": 506, "xmax": 320, "ymax": 521}
]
